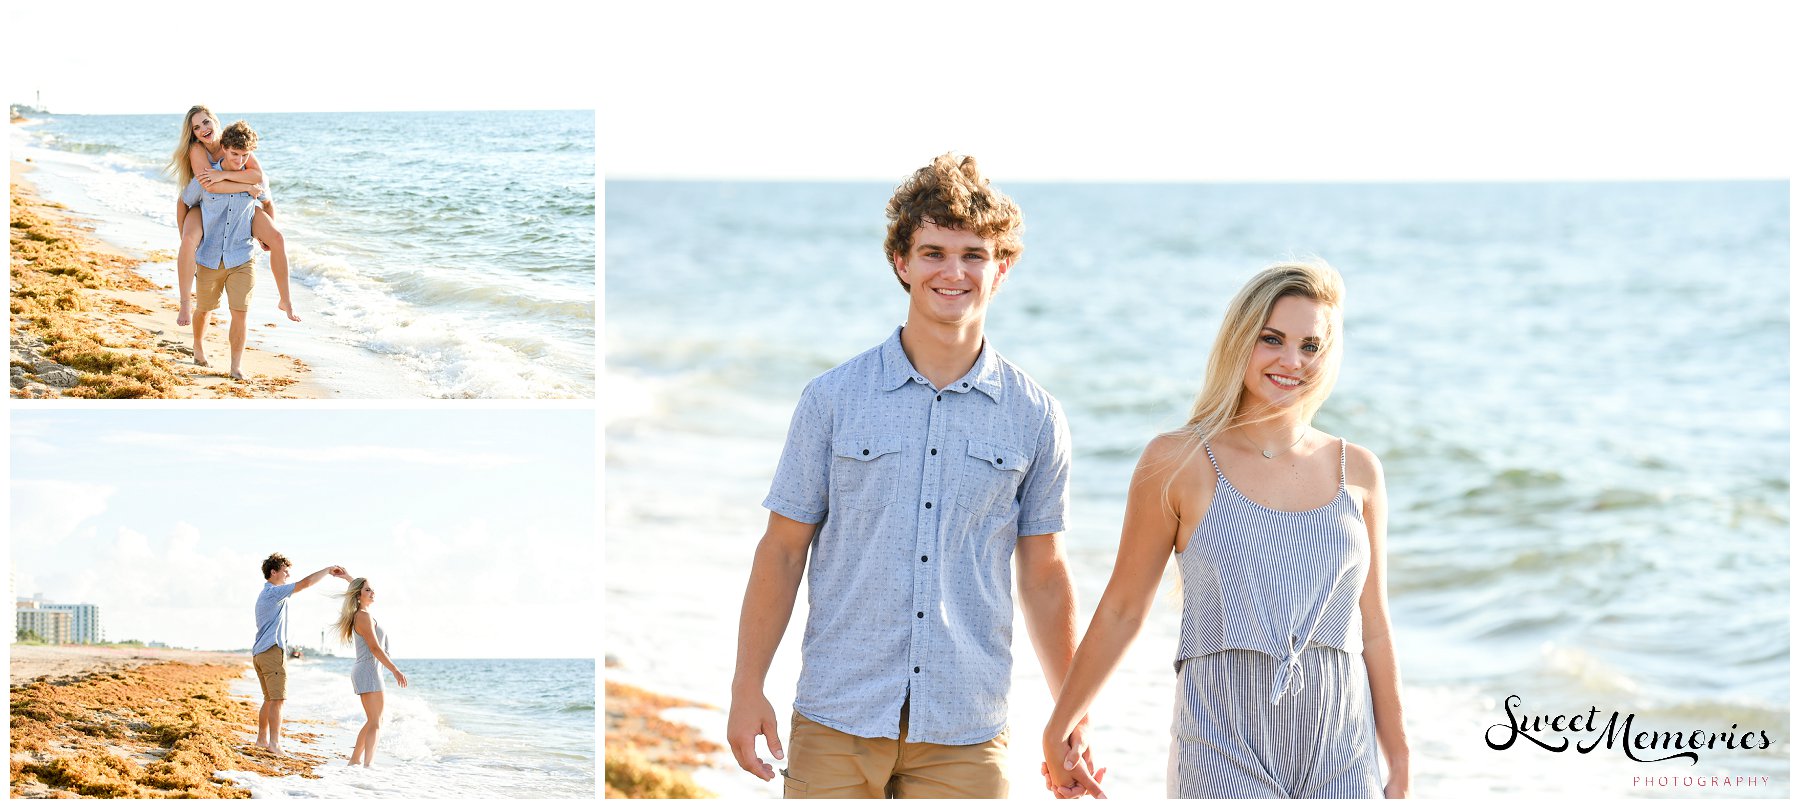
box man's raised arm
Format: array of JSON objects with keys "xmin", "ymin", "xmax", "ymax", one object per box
[{"xmin": 292, "ymin": 565, "xmax": 349, "ymax": 593}]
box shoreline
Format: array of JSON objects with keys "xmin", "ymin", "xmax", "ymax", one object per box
[
  {"xmin": 10, "ymin": 164, "xmax": 328, "ymax": 398},
  {"xmin": 604, "ymin": 675, "xmax": 724, "ymax": 799},
  {"xmin": 10, "ymin": 644, "xmax": 246, "ymax": 685},
  {"xmin": 8, "ymin": 649, "xmax": 320, "ymax": 798}
]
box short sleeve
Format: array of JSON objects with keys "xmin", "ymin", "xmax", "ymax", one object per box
[
  {"xmin": 761, "ymin": 379, "xmax": 833, "ymax": 524},
  {"xmin": 1016, "ymin": 398, "xmax": 1072, "ymax": 537},
  {"xmin": 180, "ymin": 178, "xmax": 202, "ymax": 207},
  {"xmin": 269, "ymin": 582, "xmax": 297, "ymax": 601}
]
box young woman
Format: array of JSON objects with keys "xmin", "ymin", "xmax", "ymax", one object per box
[
  {"xmin": 164, "ymin": 104, "xmax": 295, "ymax": 328},
  {"xmin": 334, "ymin": 578, "xmax": 409, "ymax": 767},
  {"xmin": 1042, "ymin": 260, "xmax": 1410, "ymax": 798}
]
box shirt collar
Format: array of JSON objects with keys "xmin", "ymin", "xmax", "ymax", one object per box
[{"xmin": 878, "ymin": 326, "xmax": 1004, "ymax": 402}]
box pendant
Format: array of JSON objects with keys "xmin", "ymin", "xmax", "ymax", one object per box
[{"xmin": 1262, "ymin": 450, "xmax": 1275, "ymax": 459}]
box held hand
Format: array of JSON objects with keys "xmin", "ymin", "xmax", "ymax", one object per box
[
  {"xmin": 726, "ymin": 691, "xmax": 784, "ymax": 782},
  {"xmin": 1041, "ymin": 723, "xmax": 1106, "ymax": 799},
  {"xmin": 393, "ymin": 670, "xmax": 408, "ymax": 688},
  {"xmin": 1066, "ymin": 720, "xmax": 1105, "ymax": 795}
]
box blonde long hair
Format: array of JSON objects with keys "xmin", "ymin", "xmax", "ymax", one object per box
[
  {"xmin": 1182, "ymin": 259, "xmax": 1347, "ymax": 443},
  {"xmin": 165, "ymin": 104, "xmax": 216, "ymax": 187},
  {"xmin": 334, "ymin": 578, "xmax": 370, "ymax": 644}
]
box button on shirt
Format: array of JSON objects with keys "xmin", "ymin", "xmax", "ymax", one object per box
[
  {"xmin": 252, "ymin": 582, "xmax": 297, "ymax": 655},
  {"xmin": 762, "ymin": 326, "xmax": 1073, "ymax": 745},
  {"xmin": 181, "ymin": 160, "xmax": 269, "ymax": 271}
]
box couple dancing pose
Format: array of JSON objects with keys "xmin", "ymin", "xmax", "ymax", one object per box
[
  {"xmin": 165, "ymin": 105, "xmax": 301, "ymax": 381},
  {"xmin": 253, "ymin": 553, "xmax": 408, "ymax": 768},
  {"xmin": 727, "ymin": 154, "xmax": 1410, "ymax": 798}
]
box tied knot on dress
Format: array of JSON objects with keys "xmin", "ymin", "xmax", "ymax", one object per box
[{"xmin": 1269, "ymin": 635, "xmax": 1306, "ymax": 706}]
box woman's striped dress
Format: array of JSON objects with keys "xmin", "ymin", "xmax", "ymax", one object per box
[{"xmin": 1167, "ymin": 439, "xmax": 1381, "ymax": 798}]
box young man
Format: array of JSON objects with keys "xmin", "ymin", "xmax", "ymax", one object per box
[
  {"xmin": 254, "ymin": 553, "xmax": 350, "ymax": 755},
  {"xmin": 183, "ymin": 120, "xmax": 299, "ymax": 380},
  {"xmin": 727, "ymin": 153, "xmax": 1100, "ymax": 798}
]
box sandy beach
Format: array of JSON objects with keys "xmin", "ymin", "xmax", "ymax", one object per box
[
  {"xmin": 10, "ymin": 163, "xmax": 327, "ymax": 399},
  {"xmin": 604, "ymin": 674, "xmax": 722, "ymax": 799},
  {"xmin": 9, "ymin": 645, "xmax": 320, "ymax": 798}
]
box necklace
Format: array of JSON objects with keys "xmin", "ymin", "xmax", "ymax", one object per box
[{"xmin": 1242, "ymin": 426, "xmax": 1308, "ymax": 460}]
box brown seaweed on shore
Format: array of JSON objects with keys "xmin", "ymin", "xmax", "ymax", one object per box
[
  {"xmin": 9, "ymin": 662, "xmax": 315, "ymax": 798},
  {"xmin": 604, "ymin": 680, "xmax": 720, "ymax": 799},
  {"xmin": 9, "ymin": 185, "xmax": 183, "ymax": 398}
]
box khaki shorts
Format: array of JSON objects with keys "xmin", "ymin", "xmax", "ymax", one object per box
[
  {"xmin": 196, "ymin": 260, "xmax": 255, "ymax": 312},
  {"xmin": 252, "ymin": 646, "xmax": 287, "ymax": 700},
  {"xmin": 782, "ymin": 705, "xmax": 1009, "ymax": 799}
]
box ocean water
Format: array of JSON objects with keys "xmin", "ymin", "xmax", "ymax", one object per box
[
  {"xmin": 11, "ymin": 110, "xmax": 594, "ymax": 398},
  {"xmin": 604, "ymin": 181, "xmax": 1789, "ymax": 799},
  {"xmin": 222, "ymin": 657, "xmax": 593, "ymax": 798}
]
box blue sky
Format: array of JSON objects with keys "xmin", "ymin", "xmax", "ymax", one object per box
[{"xmin": 10, "ymin": 409, "xmax": 595, "ymax": 659}]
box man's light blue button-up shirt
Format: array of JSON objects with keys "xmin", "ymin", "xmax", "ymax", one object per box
[
  {"xmin": 252, "ymin": 581, "xmax": 297, "ymax": 655},
  {"xmin": 762, "ymin": 326, "xmax": 1072, "ymax": 745},
  {"xmin": 181, "ymin": 158, "xmax": 268, "ymax": 271}
]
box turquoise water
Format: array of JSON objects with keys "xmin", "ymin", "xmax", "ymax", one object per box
[
  {"xmin": 18, "ymin": 110, "xmax": 594, "ymax": 397},
  {"xmin": 224, "ymin": 657, "xmax": 593, "ymax": 797},
  {"xmin": 605, "ymin": 180, "xmax": 1789, "ymax": 798}
]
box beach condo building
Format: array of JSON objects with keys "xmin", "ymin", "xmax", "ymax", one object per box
[
  {"xmin": 41, "ymin": 603, "xmax": 103, "ymax": 645},
  {"xmin": 16, "ymin": 606, "xmax": 72, "ymax": 645}
]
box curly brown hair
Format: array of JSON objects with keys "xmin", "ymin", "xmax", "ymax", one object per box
[
  {"xmin": 220, "ymin": 120, "xmax": 259, "ymax": 152},
  {"xmin": 883, "ymin": 153, "xmax": 1023, "ymax": 291},
  {"xmin": 261, "ymin": 553, "xmax": 292, "ymax": 580}
]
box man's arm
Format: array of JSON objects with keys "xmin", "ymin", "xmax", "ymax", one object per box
[
  {"xmin": 725, "ymin": 512, "xmax": 815, "ymax": 782},
  {"xmin": 1017, "ymin": 534, "xmax": 1078, "ymax": 697},
  {"xmin": 291, "ymin": 565, "xmax": 346, "ymax": 594},
  {"xmin": 1017, "ymin": 534, "xmax": 1103, "ymax": 797}
]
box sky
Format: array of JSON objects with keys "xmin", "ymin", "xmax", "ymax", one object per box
[
  {"xmin": 10, "ymin": 410, "xmax": 596, "ymax": 659},
  {"xmin": 6, "ymin": 0, "xmax": 596, "ymax": 115},
  {"xmin": 601, "ymin": 1, "xmax": 1797, "ymax": 181}
]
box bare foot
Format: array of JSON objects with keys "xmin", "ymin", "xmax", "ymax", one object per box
[
  {"xmin": 176, "ymin": 301, "xmax": 191, "ymax": 327},
  {"xmin": 230, "ymin": 369, "xmax": 247, "ymax": 381},
  {"xmin": 193, "ymin": 347, "xmax": 210, "ymax": 367},
  {"xmin": 279, "ymin": 299, "xmax": 301, "ymax": 322}
]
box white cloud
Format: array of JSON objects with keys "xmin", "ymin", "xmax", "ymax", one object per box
[
  {"xmin": 99, "ymin": 432, "xmax": 524, "ymax": 468},
  {"xmin": 9, "ymin": 480, "xmax": 116, "ymax": 546}
]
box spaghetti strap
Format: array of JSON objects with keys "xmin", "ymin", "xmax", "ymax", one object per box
[
  {"xmin": 1338, "ymin": 437, "xmax": 1348, "ymax": 490},
  {"xmin": 1202, "ymin": 441, "xmax": 1226, "ymax": 483}
]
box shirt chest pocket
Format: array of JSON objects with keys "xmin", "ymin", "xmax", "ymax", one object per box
[
  {"xmin": 956, "ymin": 439, "xmax": 1029, "ymax": 516},
  {"xmin": 829, "ymin": 436, "xmax": 903, "ymax": 514}
]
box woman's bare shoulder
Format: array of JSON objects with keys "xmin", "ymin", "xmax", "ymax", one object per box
[{"xmin": 1341, "ymin": 439, "xmax": 1385, "ymax": 492}]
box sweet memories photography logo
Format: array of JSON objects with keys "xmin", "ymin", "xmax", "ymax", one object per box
[{"xmin": 1485, "ymin": 694, "xmax": 1775, "ymax": 765}]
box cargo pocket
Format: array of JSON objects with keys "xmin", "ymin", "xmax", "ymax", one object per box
[
  {"xmin": 782, "ymin": 772, "xmax": 810, "ymax": 798},
  {"xmin": 955, "ymin": 439, "xmax": 1028, "ymax": 516},
  {"xmin": 830, "ymin": 436, "xmax": 902, "ymax": 513}
]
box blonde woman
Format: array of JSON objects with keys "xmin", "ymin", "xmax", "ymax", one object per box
[
  {"xmin": 164, "ymin": 104, "xmax": 293, "ymax": 329},
  {"xmin": 335, "ymin": 578, "xmax": 408, "ymax": 767},
  {"xmin": 1042, "ymin": 261, "xmax": 1410, "ymax": 798}
]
